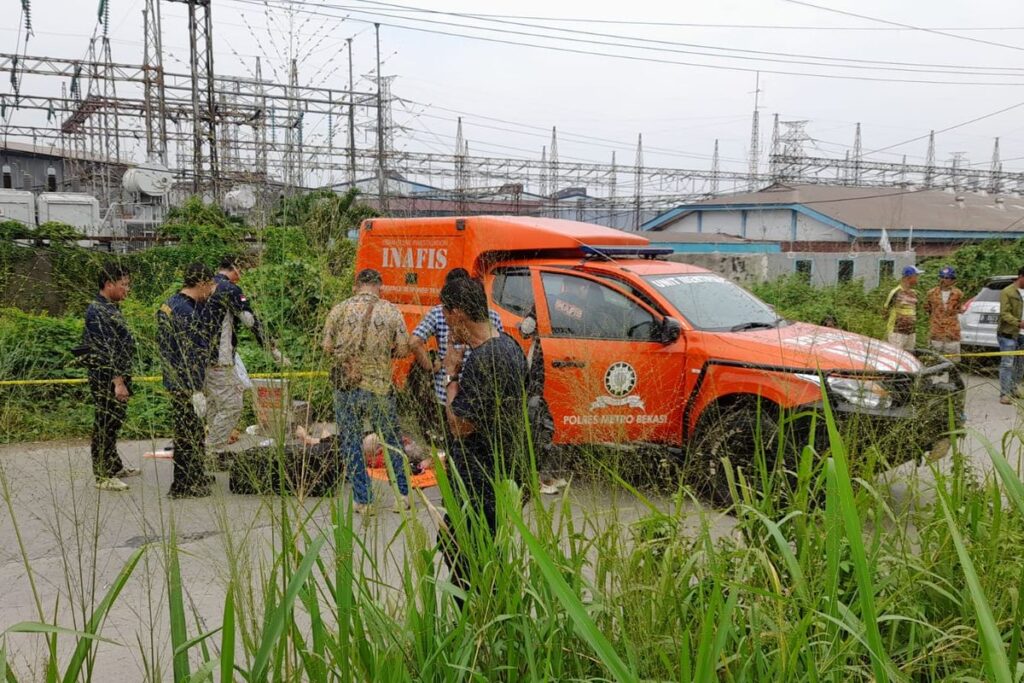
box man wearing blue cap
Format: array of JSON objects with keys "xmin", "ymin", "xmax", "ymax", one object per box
[
  {"xmin": 924, "ymin": 266, "xmax": 963, "ymax": 362},
  {"xmin": 884, "ymin": 265, "xmax": 923, "ymax": 351}
]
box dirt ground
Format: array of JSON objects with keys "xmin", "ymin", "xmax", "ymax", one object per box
[{"xmin": 0, "ymin": 371, "xmax": 1021, "ymax": 680}]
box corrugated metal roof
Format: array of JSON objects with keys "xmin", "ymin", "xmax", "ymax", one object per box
[{"xmin": 651, "ymin": 183, "xmax": 1024, "ymax": 234}]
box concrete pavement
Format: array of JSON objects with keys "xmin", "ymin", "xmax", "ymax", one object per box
[{"xmin": 0, "ymin": 371, "xmax": 1021, "ymax": 680}]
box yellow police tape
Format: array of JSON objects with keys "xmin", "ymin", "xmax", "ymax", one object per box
[
  {"xmin": 951, "ymin": 349, "xmax": 1024, "ymax": 359},
  {"xmin": 2, "ymin": 349, "xmax": 1024, "ymax": 387},
  {"xmin": 0, "ymin": 371, "xmax": 327, "ymax": 387}
]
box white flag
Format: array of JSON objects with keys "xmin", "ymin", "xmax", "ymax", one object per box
[{"xmin": 879, "ymin": 227, "xmax": 892, "ymax": 254}]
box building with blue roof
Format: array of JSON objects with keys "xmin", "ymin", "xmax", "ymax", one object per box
[{"xmin": 643, "ymin": 183, "xmax": 1024, "ymax": 256}]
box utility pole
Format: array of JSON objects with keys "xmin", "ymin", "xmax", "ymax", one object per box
[
  {"xmin": 608, "ymin": 150, "xmax": 616, "ymax": 204},
  {"xmin": 455, "ymin": 116, "xmax": 466, "ymax": 214},
  {"xmin": 374, "ymin": 23, "xmax": 388, "ymax": 214},
  {"xmin": 633, "ymin": 133, "xmax": 643, "ymax": 231},
  {"xmin": 549, "ymin": 126, "xmax": 559, "ymax": 214},
  {"xmin": 769, "ymin": 113, "xmax": 780, "ymax": 181},
  {"xmin": 254, "ymin": 57, "xmax": 267, "ymax": 181},
  {"xmin": 284, "ymin": 58, "xmax": 301, "ymax": 190},
  {"xmin": 710, "ymin": 139, "xmax": 720, "ymax": 195},
  {"xmin": 347, "ymin": 37, "xmax": 356, "ymax": 185},
  {"xmin": 852, "ymin": 122, "xmax": 862, "ymax": 184},
  {"xmin": 924, "ymin": 129, "xmax": 935, "ymax": 188},
  {"xmin": 539, "ymin": 145, "xmax": 547, "ymax": 199}
]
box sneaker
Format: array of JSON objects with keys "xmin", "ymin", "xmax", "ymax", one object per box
[
  {"xmin": 115, "ymin": 466, "xmax": 141, "ymax": 478},
  {"xmin": 353, "ymin": 502, "xmax": 375, "ymax": 515},
  {"xmin": 95, "ymin": 477, "xmax": 129, "ymax": 492},
  {"xmin": 539, "ymin": 482, "xmax": 559, "ymax": 495},
  {"xmin": 1001, "ymin": 395, "xmax": 1014, "ymax": 405},
  {"xmin": 392, "ymin": 496, "xmax": 411, "ymax": 513}
]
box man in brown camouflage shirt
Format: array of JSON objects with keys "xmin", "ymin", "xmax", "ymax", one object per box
[
  {"xmin": 923, "ymin": 265, "xmax": 963, "ymax": 361},
  {"xmin": 322, "ymin": 268, "xmax": 410, "ymax": 514}
]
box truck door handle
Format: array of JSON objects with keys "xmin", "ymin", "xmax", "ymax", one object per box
[{"xmin": 552, "ymin": 359, "xmax": 586, "ymax": 369}]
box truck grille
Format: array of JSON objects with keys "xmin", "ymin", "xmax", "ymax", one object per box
[{"xmin": 880, "ymin": 374, "xmax": 915, "ymax": 408}]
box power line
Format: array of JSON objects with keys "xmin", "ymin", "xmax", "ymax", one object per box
[
  {"xmin": 862, "ymin": 100, "xmax": 1024, "ymax": 156},
  {"xmin": 781, "ymin": 0, "xmax": 1024, "ymax": 53},
  {"xmin": 220, "ymin": 0, "xmax": 1024, "ymax": 86},
  {"xmin": 350, "ymin": 0, "xmax": 1024, "ymax": 75},
  {"xmin": 399, "ymin": 99, "xmax": 747, "ymax": 163},
  {"xmin": 309, "ymin": 8, "xmax": 1024, "ymax": 33}
]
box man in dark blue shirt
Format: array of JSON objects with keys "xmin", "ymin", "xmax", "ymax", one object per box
[
  {"xmin": 82, "ymin": 262, "xmax": 138, "ymax": 491},
  {"xmin": 439, "ymin": 276, "xmax": 529, "ymax": 598},
  {"xmin": 203, "ymin": 255, "xmax": 285, "ymax": 454},
  {"xmin": 158, "ymin": 262, "xmax": 217, "ymax": 498}
]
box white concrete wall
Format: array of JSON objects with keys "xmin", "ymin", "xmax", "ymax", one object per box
[
  {"xmin": 662, "ymin": 208, "xmax": 849, "ymax": 242},
  {"xmin": 666, "ymin": 251, "xmax": 915, "ymax": 289},
  {"xmin": 702, "ymin": 210, "xmax": 742, "ymax": 235},
  {"xmin": 796, "ymin": 212, "xmax": 847, "ymax": 241}
]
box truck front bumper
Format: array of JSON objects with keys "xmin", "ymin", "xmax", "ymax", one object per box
[{"xmin": 810, "ymin": 352, "xmax": 966, "ymax": 464}]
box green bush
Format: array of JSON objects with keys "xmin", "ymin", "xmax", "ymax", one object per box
[{"xmin": 752, "ymin": 275, "xmax": 891, "ymax": 338}]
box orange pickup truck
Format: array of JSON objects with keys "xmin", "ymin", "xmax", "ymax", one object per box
[{"xmin": 355, "ymin": 215, "xmax": 963, "ymax": 499}]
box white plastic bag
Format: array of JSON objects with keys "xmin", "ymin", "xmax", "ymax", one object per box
[{"xmin": 234, "ymin": 352, "xmax": 254, "ymax": 390}]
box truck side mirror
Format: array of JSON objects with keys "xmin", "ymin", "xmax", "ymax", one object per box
[
  {"xmin": 518, "ymin": 315, "xmax": 537, "ymax": 339},
  {"xmin": 659, "ymin": 317, "xmax": 682, "ymax": 344}
]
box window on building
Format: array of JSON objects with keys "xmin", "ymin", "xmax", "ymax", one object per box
[
  {"xmin": 491, "ymin": 267, "xmax": 535, "ymax": 317},
  {"xmin": 541, "ymin": 272, "xmax": 656, "ymax": 340},
  {"xmin": 879, "ymin": 259, "xmax": 895, "ymax": 281},
  {"xmin": 795, "ymin": 260, "xmax": 813, "ymax": 281},
  {"xmin": 838, "ymin": 259, "xmax": 854, "ymax": 283}
]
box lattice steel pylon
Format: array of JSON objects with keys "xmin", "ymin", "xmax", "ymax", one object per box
[
  {"xmin": 168, "ymin": 0, "xmax": 218, "ymax": 197},
  {"xmin": 991, "ymin": 137, "xmax": 1002, "ymax": 193},
  {"xmin": 924, "ymin": 129, "xmax": 936, "ymax": 188},
  {"xmin": 142, "ymin": 0, "xmax": 167, "ymax": 163}
]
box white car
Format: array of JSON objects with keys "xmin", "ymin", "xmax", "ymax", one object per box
[{"xmin": 959, "ymin": 275, "xmax": 1015, "ymax": 350}]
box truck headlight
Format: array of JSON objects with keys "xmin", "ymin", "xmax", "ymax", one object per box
[{"xmin": 797, "ymin": 374, "xmax": 892, "ymax": 410}]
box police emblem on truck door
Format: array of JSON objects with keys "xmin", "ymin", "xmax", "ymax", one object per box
[{"xmin": 591, "ymin": 362, "xmax": 644, "ymax": 409}]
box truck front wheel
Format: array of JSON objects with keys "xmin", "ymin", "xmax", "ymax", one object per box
[{"xmin": 686, "ymin": 404, "xmax": 796, "ymax": 507}]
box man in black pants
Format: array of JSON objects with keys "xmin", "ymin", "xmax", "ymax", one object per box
[
  {"xmin": 157, "ymin": 263, "xmax": 217, "ymax": 498},
  {"xmin": 439, "ymin": 277, "xmax": 529, "ymax": 599},
  {"xmin": 82, "ymin": 262, "xmax": 139, "ymax": 491}
]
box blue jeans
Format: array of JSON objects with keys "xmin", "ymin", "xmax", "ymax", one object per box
[
  {"xmin": 333, "ymin": 389, "xmax": 409, "ymax": 504},
  {"xmin": 998, "ymin": 335, "xmax": 1024, "ymax": 398}
]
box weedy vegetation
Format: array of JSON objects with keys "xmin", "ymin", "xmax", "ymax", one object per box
[{"xmin": 2, "ymin": 196, "xmax": 1024, "ymax": 680}]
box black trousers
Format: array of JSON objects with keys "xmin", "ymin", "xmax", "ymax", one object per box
[
  {"xmin": 439, "ymin": 461, "xmax": 498, "ymax": 602},
  {"xmin": 169, "ymin": 393, "xmax": 210, "ymax": 496},
  {"xmin": 88, "ymin": 372, "xmax": 128, "ymax": 479}
]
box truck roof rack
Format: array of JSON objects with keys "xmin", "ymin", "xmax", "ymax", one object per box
[{"xmin": 580, "ymin": 244, "xmax": 674, "ymax": 260}]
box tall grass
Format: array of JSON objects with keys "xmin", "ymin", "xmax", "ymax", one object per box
[{"xmin": 4, "ymin": 404, "xmax": 1024, "ymax": 681}]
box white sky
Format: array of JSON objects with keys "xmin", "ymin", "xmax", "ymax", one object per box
[{"xmin": 5, "ymin": 0, "xmax": 1024, "ymax": 184}]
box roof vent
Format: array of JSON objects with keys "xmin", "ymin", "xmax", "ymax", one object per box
[
  {"xmin": 996, "ymin": 195, "xmax": 1006, "ymax": 209},
  {"xmin": 955, "ymin": 195, "xmax": 966, "ymax": 207}
]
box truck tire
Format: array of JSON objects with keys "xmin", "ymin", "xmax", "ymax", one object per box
[{"xmin": 686, "ymin": 404, "xmax": 795, "ymax": 507}]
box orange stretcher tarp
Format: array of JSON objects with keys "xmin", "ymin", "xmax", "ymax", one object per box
[{"xmin": 367, "ymin": 466, "xmax": 437, "ymax": 489}]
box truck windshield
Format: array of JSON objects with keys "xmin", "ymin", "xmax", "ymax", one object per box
[{"xmin": 644, "ymin": 273, "xmax": 781, "ymax": 332}]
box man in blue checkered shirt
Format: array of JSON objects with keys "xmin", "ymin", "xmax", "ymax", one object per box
[{"xmin": 412, "ymin": 269, "xmax": 503, "ymax": 424}]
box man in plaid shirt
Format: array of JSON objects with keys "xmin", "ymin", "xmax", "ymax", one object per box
[{"xmin": 411, "ymin": 269, "xmax": 503, "ymax": 437}]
